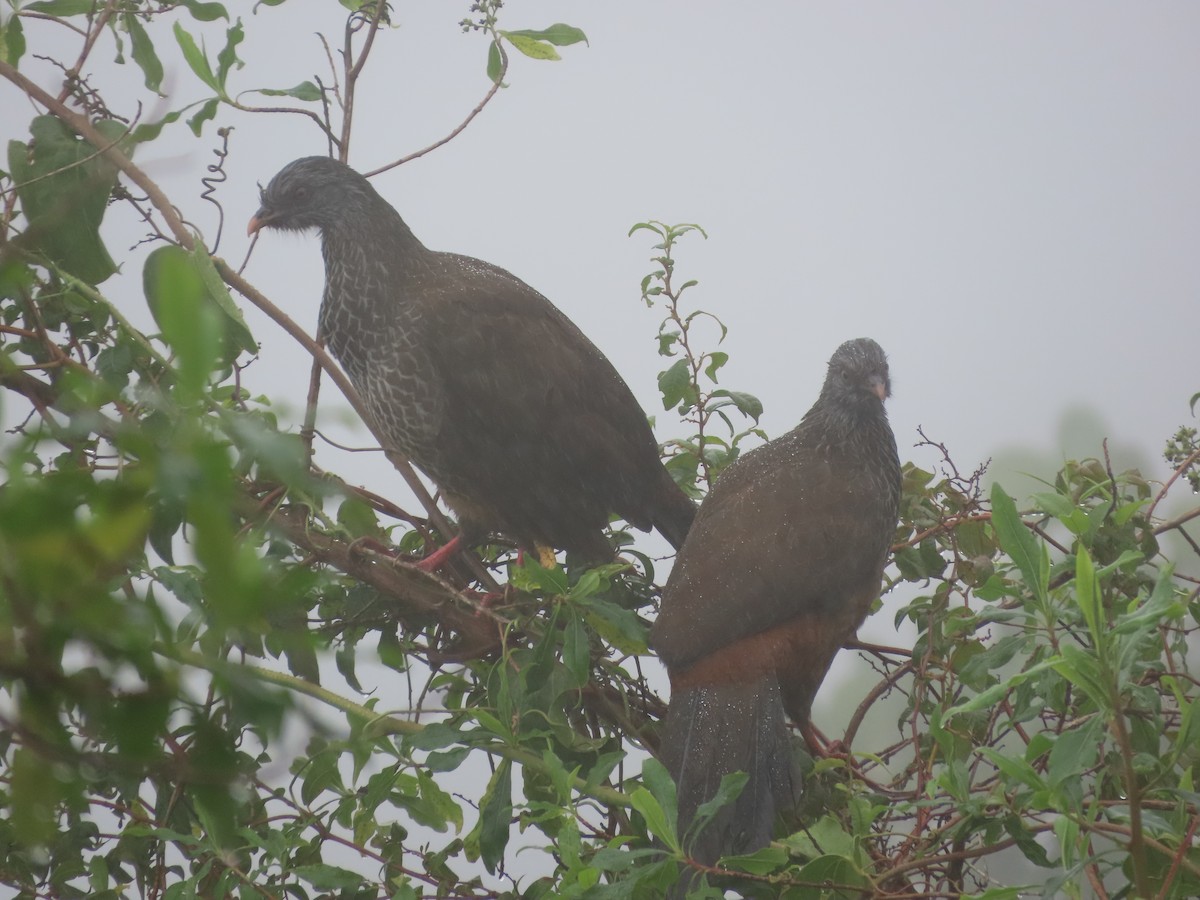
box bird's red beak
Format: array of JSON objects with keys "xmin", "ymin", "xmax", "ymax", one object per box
[
  {"xmin": 868, "ymin": 374, "xmax": 888, "ymax": 402},
  {"xmin": 247, "ymin": 208, "xmax": 272, "ymax": 236}
]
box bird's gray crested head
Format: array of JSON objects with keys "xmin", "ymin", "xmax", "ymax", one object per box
[
  {"xmin": 248, "ymin": 156, "xmax": 381, "ymax": 236},
  {"xmin": 819, "ymin": 337, "xmax": 892, "ymax": 414}
]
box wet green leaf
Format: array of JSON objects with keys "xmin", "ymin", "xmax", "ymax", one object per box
[
  {"xmin": 503, "ymin": 24, "xmax": 588, "ymax": 47},
  {"xmin": 124, "ymin": 14, "xmax": 164, "ymax": 93},
  {"xmin": 8, "ymin": 116, "xmax": 125, "ymax": 284},
  {"xmin": 500, "ymin": 31, "xmax": 560, "ymax": 61},
  {"xmin": 256, "ymin": 80, "xmax": 322, "ymax": 101},
  {"xmin": 476, "ymin": 759, "xmax": 512, "ymax": 871}
]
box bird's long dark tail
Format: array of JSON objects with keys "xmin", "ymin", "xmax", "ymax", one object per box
[
  {"xmin": 652, "ymin": 473, "xmax": 697, "ymax": 551},
  {"xmin": 659, "ymin": 677, "xmax": 797, "ymax": 895}
]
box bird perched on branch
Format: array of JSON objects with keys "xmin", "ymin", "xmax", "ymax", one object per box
[
  {"xmin": 650, "ymin": 337, "xmax": 901, "ymax": 875},
  {"xmin": 248, "ymin": 156, "xmax": 695, "ymax": 567}
]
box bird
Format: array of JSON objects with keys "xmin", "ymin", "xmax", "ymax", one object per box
[
  {"xmin": 247, "ymin": 156, "xmax": 695, "ymax": 567},
  {"xmin": 649, "ymin": 337, "xmax": 901, "ymax": 878}
]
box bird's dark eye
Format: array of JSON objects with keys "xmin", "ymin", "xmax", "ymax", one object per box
[{"xmin": 293, "ymin": 185, "xmax": 310, "ymax": 203}]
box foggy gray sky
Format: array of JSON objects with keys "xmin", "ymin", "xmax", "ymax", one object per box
[
  {"xmin": 9, "ymin": 3, "xmax": 1196, "ymax": 490},
  {"xmin": 244, "ymin": 3, "xmax": 1197, "ymax": 490}
]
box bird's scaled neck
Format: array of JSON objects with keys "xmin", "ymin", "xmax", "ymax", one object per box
[
  {"xmin": 320, "ymin": 201, "xmax": 428, "ymax": 263},
  {"xmin": 803, "ymin": 400, "xmax": 893, "ymax": 459}
]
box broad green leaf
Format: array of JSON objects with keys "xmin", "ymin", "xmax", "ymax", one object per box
[
  {"xmin": 143, "ymin": 245, "xmax": 252, "ymax": 390},
  {"xmin": 658, "ymin": 357, "xmax": 695, "ymax": 411},
  {"xmin": 500, "ymin": 31, "xmax": 561, "ymax": 61},
  {"xmin": 1074, "ymin": 543, "xmax": 1102, "ymax": 641},
  {"xmin": 785, "ymin": 855, "xmax": 869, "ymax": 897},
  {"xmin": 639, "ymin": 757, "xmax": 678, "ymax": 845},
  {"xmin": 963, "ymin": 889, "xmax": 1027, "ymax": 900},
  {"xmin": 1051, "ymin": 644, "xmax": 1110, "ymax": 708},
  {"xmin": 486, "ymin": 40, "xmax": 503, "ymax": 84},
  {"xmin": 710, "ymin": 389, "xmax": 763, "ymax": 422},
  {"xmin": 187, "ymin": 97, "xmax": 220, "ymax": 136},
  {"xmin": 292, "ymin": 864, "xmax": 364, "ymax": 890},
  {"xmin": 1, "ymin": 12, "xmax": 25, "ymax": 66},
  {"xmin": 703, "ymin": 351, "xmax": 728, "ymax": 382},
  {"xmin": 561, "ymin": 610, "xmax": 590, "ymax": 687},
  {"xmin": 25, "ymin": 0, "xmax": 96, "ymax": 13},
  {"xmin": 503, "ymin": 24, "xmax": 588, "ymax": 47},
  {"xmin": 180, "ymin": 0, "xmax": 229, "ymax": 21},
  {"xmin": 990, "ymin": 483, "xmax": 1048, "ymax": 604},
  {"xmin": 719, "ymin": 843, "xmax": 787, "ymax": 875},
  {"xmin": 476, "ymin": 759, "xmax": 512, "ymax": 872},
  {"xmin": 943, "ymin": 656, "xmax": 1061, "ymax": 721},
  {"xmin": 978, "ymin": 746, "xmax": 1047, "ymax": 792},
  {"xmin": 1047, "ymin": 718, "xmax": 1103, "ymax": 790},
  {"xmin": 124, "ymin": 13, "xmax": 164, "ymax": 93},
  {"xmin": 630, "ymin": 787, "xmax": 677, "ymax": 851},
  {"xmin": 576, "ymin": 595, "xmax": 646, "ymax": 654},
  {"xmin": 215, "ymin": 21, "xmax": 244, "ymax": 88},
  {"xmin": 173, "ymin": 23, "xmax": 219, "ymax": 92},
  {"xmin": 188, "ymin": 245, "xmax": 257, "ymax": 354},
  {"xmin": 132, "ymin": 107, "xmax": 189, "ymax": 144},
  {"xmin": 255, "ymin": 81, "xmax": 322, "ymax": 101},
  {"xmin": 688, "ymin": 772, "xmax": 747, "ymax": 848},
  {"xmin": 8, "ymin": 116, "xmax": 125, "ymax": 285}
]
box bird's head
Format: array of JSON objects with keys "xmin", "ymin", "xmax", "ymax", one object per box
[
  {"xmin": 821, "ymin": 337, "xmax": 892, "ymax": 411},
  {"xmin": 248, "ymin": 156, "xmax": 379, "ymax": 237}
]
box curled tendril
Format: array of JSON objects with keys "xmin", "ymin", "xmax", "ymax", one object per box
[{"xmin": 200, "ymin": 127, "xmax": 232, "ymax": 252}]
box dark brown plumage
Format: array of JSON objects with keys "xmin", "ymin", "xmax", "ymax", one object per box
[
  {"xmin": 249, "ymin": 157, "xmax": 695, "ymax": 561},
  {"xmin": 650, "ymin": 337, "xmax": 901, "ymax": 877}
]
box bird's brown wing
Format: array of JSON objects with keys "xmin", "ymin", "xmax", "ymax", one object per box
[
  {"xmin": 414, "ymin": 253, "xmax": 675, "ymax": 554},
  {"xmin": 650, "ymin": 428, "xmax": 891, "ymax": 683}
]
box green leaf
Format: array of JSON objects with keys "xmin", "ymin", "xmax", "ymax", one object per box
[
  {"xmin": 943, "ymin": 656, "xmax": 1061, "ymax": 721},
  {"xmin": 990, "ymin": 483, "xmax": 1048, "ymax": 604},
  {"xmin": 710, "ymin": 389, "xmax": 763, "ymax": 423},
  {"xmin": 143, "ymin": 245, "xmax": 254, "ymax": 389},
  {"xmin": 962, "ymin": 888, "xmax": 1027, "ymax": 900},
  {"xmin": 978, "ymin": 746, "xmax": 1046, "ymax": 792},
  {"xmin": 25, "ymin": 0, "xmax": 97, "ymax": 13},
  {"xmin": 1074, "ymin": 543, "xmax": 1102, "ymax": 641},
  {"xmin": 503, "ymin": 24, "xmax": 588, "ymax": 47},
  {"xmin": 720, "ymin": 843, "xmax": 788, "ymax": 875},
  {"xmin": 215, "ymin": 21, "xmax": 244, "ymax": 88},
  {"xmin": 1, "ymin": 12, "xmax": 25, "ymax": 66},
  {"xmin": 8, "ymin": 116, "xmax": 125, "ymax": 285},
  {"xmin": 630, "ymin": 787, "xmax": 677, "ymax": 851},
  {"xmin": 132, "ymin": 107, "xmax": 188, "ymax": 144},
  {"xmin": 688, "ymin": 772, "xmax": 747, "ymax": 848},
  {"xmin": 786, "ymin": 855, "xmax": 869, "ymax": 897},
  {"xmin": 1047, "ymin": 718, "xmax": 1103, "ymax": 791},
  {"xmin": 180, "ymin": 0, "xmax": 229, "ymax": 21},
  {"xmin": 187, "ymin": 97, "xmax": 220, "ymax": 136},
  {"xmin": 500, "ymin": 31, "xmax": 561, "ymax": 61},
  {"xmin": 187, "ymin": 245, "xmax": 257, "ymax": 355},
  {"xmin": 575, "ymin": 595, "xmax": 646, "ymax": 654},
  {"xmin": 292, "ymin": 864, "xmax": 364, "ymax": 890},
  {"xmin": 702, "ymin": 351, "xmax": 728, "ymax": 382},
  {"xmin": 561, "ymin": 611, "xmax": 590, "ymax": 687},
  {"xmin": 173, "ymin": 22, "xmax": 219, "ymax": 92},
  {"xmin": 476, "ymin": 759, "xmax": 512, "ymax": 872},
  {"xmin": 255, "ymin": 81, "xmax": 323, "ymax": 101},
  {"xmin": 124, "ymin": 14, "xmax": 164, "ymax": 93},
  {"xmin": 486, "ymin": 40, "xmax": 503, "ymax": 84},
  {"xmin": 658, "ymin": 358, "xmax": 695, "ymax": 412}
]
